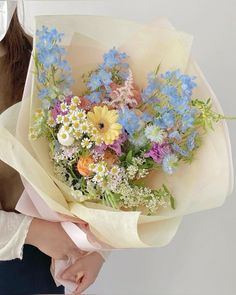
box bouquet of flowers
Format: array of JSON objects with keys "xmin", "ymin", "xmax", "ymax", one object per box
[
  {"xmin": 0, "ymin": 16, "xmax": 234, "ymax": 249},
  {"xmin": 30, "ymin": 26, "xmax": 233, "ymax": 216}
]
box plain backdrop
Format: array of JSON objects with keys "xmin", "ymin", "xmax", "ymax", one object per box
[{"xmin": 19, "ymin": 1, "xmax": 236, "ymax": 294}]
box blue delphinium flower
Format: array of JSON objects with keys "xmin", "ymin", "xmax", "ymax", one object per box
[
  {"xmin": 119, "ymin": 107, "xmax": 141, "ymax": 135},
  {"xmin": 86, "ymin": 92, "xmax": 102, "ymax": 104},
  {"xmin": 58, "ymin": 59, "xmax": 71, "ymax": 72},
  {"xmin": 168, "ymin": 130, "xmax": 182, "ymax": 141},
  {"xmin": 60, "ymin": 74, "xmax": 75, "ymax": 88},
  {"xmin": 38, "ymin": 88, "xmax": 50, "ymax": 99},
  {"xmin": 37, "ymin": 72, "xmax": 47, "ymax": 84},
  {"xmin": 162, "ymin": 111, "xmax": 176, "ymax": 128},
  {"xmin": 161, "ymin": 69, "xmax": 197, "ymax": 101},
  {"xmin": 87, "ymin": 69, "xmax": 112, "ymax": 92},
  {"xmin": 155, "ymin": 110, "xmax": 176, "ymax": 129},
  {"xmin": 171, "ymin": 143, "xmax": 189, "ymax": 157},
  {"xmin": 41, "ymin": 99, "xmax": 51, "ymax": 110},
  {"xmin": 168, "ymin": 95, "xmax": 189, "ymax": 115},
  {"xmin": 102, "ymin": 47, "xmax": 128, "ymax": 69},
  {"xmin": 36, "ymin": 26, "xmax": 73, "ymax": 93},
  {"xmin": 36, "ymin": 26, "xmax": 64, "ymax": 50},
  {"xmin": 162, "ymin": 154, "xmax": 178, "ymax": 174},
  {"xmin": 181, "ymin": 109, "xmax": 197, "ymax": 132},
  {"xmin": 142, "ymin": 72, "xmax": 159, "ymax": 102},
  {"xmin": 36, "ymin": 27, "xmax": 66, "ymax": 70},
  {"xmin": 180, "ymin": 74, "xmax": 197, "ymax": 99},
  {"xmin": 161, "ymin": 70, "xmax": 175, "ymax": 80},
  {"xmin": 140, "ymin": 112, "xmax": 153, "ymax": 123},
  {"xmin": 161, "ymin": 85, "xmax": 178, "ymax": 98},
  {"xmin": 187, "ymin": 130, "xmax": 198, "ymax": 151},
  {"xmin": 98, "ymin": 69, "xmax": 112, "ymax": 87},
  {"xmin": 87, "ymin": 74, "xmax": 102, "ymax": 91}
]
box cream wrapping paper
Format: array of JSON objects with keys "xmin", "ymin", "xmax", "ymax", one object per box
[{"xmin": 0, "ymin": 16, "xmax": 234, "ymax": 249}]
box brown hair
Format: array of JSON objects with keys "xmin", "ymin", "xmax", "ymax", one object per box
[
  {"xmin": 0, "ymin": 10, "xmax": 32, "ymax": 211},
  {"xmin": 1, "ymin": 9, "xmax": 32, "ymax": 104}
]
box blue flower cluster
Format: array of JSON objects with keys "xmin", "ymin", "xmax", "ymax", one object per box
[
  {"xmin": 142, "ymin": 72, "xmax": 160, "ymax": 102},
  {"xmin": 158, "ymin": 69, "xmax": 198, "ymax": 132},
  {"xmin": 86, "ymin": 48, "xmax": 129, "ymax": 103},
  {"xmin": 154, "ymin": 106, "xmax": 176, "ymax": 129},
  {"xmin": 187, "ymin": 130, "xmax": 198, "ymax": 151},
  {"xmin": 118, "ymin": 107, "xmax": 141, "ymax": 135},
  {"xmin": 170, "ymin": 129, "xmax": 198, "ymax": 157},
  {"xmin": 101, "ymin": 47, "xmax": 128, "ymax": 69},
  {"xmin": 162, "ymin": 154, "xmax": 178, "ymax": 174},
  {"xmin": 87, "ymin": 70, "xmax": 112, "ymax": 92},
  {"xmin": 36, "ymin": 26, "xmax": 70, "ymax": 71},
  {"xmin": 86, "ymin": 91, "xmax": 102, "ymax": 104}
]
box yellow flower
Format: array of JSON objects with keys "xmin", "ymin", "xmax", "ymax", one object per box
[{"xmin": 87, "ymin": 106, "xmax": 122, "ymax": 144}]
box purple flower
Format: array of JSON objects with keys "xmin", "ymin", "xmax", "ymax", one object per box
[
  {"xmin": 93, "ymin": 132, "xmax": 128, "ymax": 157},
  {"xmin": 145, "ymin": 142, "xmax": 171, "ymax": 163},
  {"xmin": 51, "ymin": 99, "xmax": 68, "ymax": 120},
  {"xmin": 108, "ymin": 132, "xmax": 128, "ymax": 155}
]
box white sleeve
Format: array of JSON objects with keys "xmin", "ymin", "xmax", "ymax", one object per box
[
  {"xmin": 0, "ymin": 211, "xmax": 33, "ymax": 261},
  {"xmin": 97, "ymin": 250, "xmax": 112, "ymax": 262}
]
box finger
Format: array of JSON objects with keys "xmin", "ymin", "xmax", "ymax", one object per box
[
  {"xmin": 61, "ymin": 259, "xmax": 83, "ymax": 280},
  {"xmin": 75, "ymin": 274, "xmax": 93, "ymax": 295},
  {"xmin": 75, "ymin": 271, "xmax": 84, "ymax": 283}
]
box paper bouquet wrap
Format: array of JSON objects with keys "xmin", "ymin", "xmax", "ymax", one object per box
[{"xmin": 0, "ymin": 16, "xmax": 234, "ymax": 249}]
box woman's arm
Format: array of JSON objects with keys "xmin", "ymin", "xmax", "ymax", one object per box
[{"xmin": 0, "ymin": 211, "xmax": 86, "ymax": 261}]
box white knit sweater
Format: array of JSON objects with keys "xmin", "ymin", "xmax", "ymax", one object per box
[{"xmin": 0, "ymin": 211, "xmax": 33, "ymax": 260}]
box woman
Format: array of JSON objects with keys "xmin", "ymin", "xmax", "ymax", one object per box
[{"xmin": 0, "ymin": 8, "xmax": 104, "ymax": 295}]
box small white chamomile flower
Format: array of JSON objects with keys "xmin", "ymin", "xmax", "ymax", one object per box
[
  {"xmin": 70, "ymin": 112, "xmax": 79, "ymax": 122},
  {"xmin": 81, "ymin": 138, "xmax": 92, "ymax": 149},
  {"xmin": 95, "ymin": 162, "xmax": 107, "ymax": 175},
  {"xmin": 62, "ymin": 115, "xmax": 70, "ymax": 126},
  {"xmin": 60, "ymin": 102, "xmax": 68, "ymax": 112},
  {"xmin": 71, "ymin": 96, "xmax": 81, "ymax": 106},
  {"xmin": 73, "ymin": 130, "xmax": 82, "ymax": 140},
  {"xmin": 69, "ymin": 104, "xmax": 77, "ymax": 112},
  {"xmin": 110, "ymin": 166, "xmax": 120, "ymax": 176},
  {"xmin": 77, "ymin": 110, "xmax": 86, "ymax": 120},
  {"xmin": 80, "ymin": 122, "xmax": 90, "ymax": 133},
  {"xmin": 62, "ymin": 125, "xmax": 73, "ymax": 133},
  {"xmin": 72, "ymin": 121, "xmax": 81, "ymax": 130},
  {"xmin": 92, "ymin": 174, "xmax": 104, "ymax": 183},
  {"xmin": 56, "ymin": 114, "xmax": 64, "ymax": 124}
]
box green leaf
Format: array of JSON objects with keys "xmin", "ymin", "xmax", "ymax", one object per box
[
  {"xmin": 170, "ymin": 196, "xmax": 176, "ymax": 210},
  {"xmin": 155, "ymin": 63, "xmax": 161, "ymax": 75},
  {"xmin": 126, "ymin": 150, "xmax": 133, "ymax": 163},
  {"xmin": 163, "ymin": 184, "xmax": 176, "ymax": 210}
]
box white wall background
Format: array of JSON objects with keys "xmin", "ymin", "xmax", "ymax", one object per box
[{"xmin": 21, "ymin": 1, "xmax": 236, "ymax": 294}]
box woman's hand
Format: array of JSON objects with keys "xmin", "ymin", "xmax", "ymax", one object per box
[
  {"xmin": 61, "ymin": 251, "xmax": 105, "ymax": 294},
  {"xmin": 25, "ymin": 218, "xmax": 86, "ymax": 260}
]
